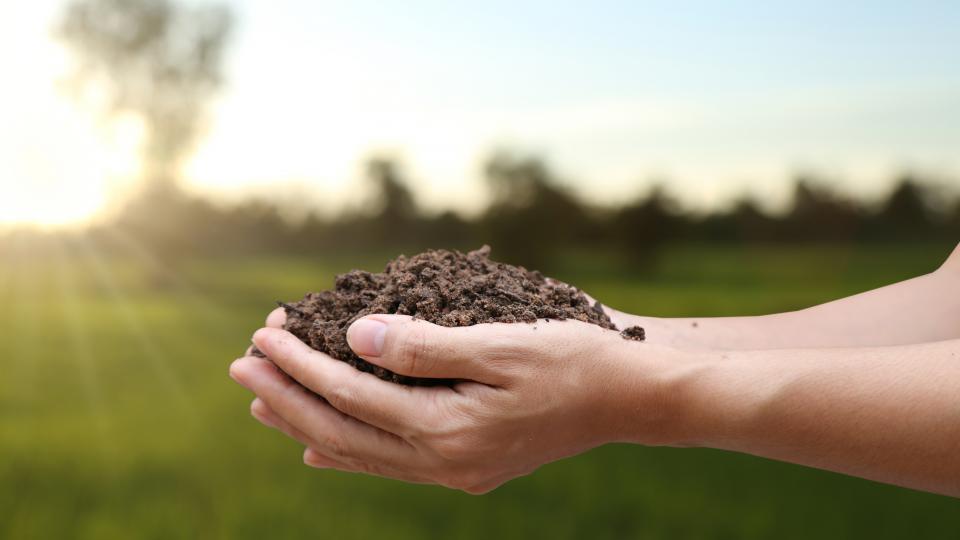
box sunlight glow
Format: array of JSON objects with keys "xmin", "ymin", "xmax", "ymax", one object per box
[
  {"xmin": 3, "ymin": 1, "xmax": 958, "ymax": 226},
  {"xmin": 71, "ymin": 235, "xmax": 197, "ymax": 416},
  {"xmin": 0, "ymin": 3, "xmax": 140, "ymax": 228},
  {"xmin": 50, "ymin": 237, "xmax": 117, "ymax": 458}
]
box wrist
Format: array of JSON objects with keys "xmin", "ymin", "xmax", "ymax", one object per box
[
  {"xmin": 662, "ymin": 348, "xmax": 772, "ymax": 451},
  {"xmin": 600, "ymin": 340, "xmax": 720, "ymax": 447}
]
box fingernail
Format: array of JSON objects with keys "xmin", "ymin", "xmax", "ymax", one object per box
[{"xmin": 347, "ymin": 318, "xmax": 387, "ymax": 357}]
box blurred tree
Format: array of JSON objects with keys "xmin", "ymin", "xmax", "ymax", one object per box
[
  {"xmin": 362, "ymin": 157, "xmax": 421, "ymax": 248},
  {"xmin": 58, "ymin": 0, "xmax": 233, "ymax": 187},
  {"xmin": 865, "ymin": 176, "xmax": 940, "ymax": 240},
  {"xmin": 949, "ymin": 201, "xmax": 960, "ymax": 239},
  {"xmin": 692, "ymin": 196, "xmax": 770, "ymax": 244},
  {"xmin": 58, "ymin": 0, "xmax": 233, "ymax": 262},
  {"xmin": 782, "ymin": 178, "xmax": 863, "ymax": 242},
  {"xmin": 367, "ymin": 158, "xmax": 418, "ymax": 224},
  {"xmin": 612, "ymin": 184, "xmax": 683, "ymax": 270},
  {"xmin": 424, "ymin": 210, "xmax": 477, "ymax": 252},
  {"xmin": 481, "ymin": 153, "xmax": 594, "ymax": 268}
]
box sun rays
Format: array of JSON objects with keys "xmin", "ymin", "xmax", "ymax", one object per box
[
  {"xmin": 3, "ymin": 233, "xmax": 42, "ymax": 395},
  {"xmin": 0, "ymin": 217, "xmax": 276, "ymax": 456},
  {"xmin": 49, "ymin": 236, "xmax": 117, "ymax": 461},
  {"xmin": 98, "ymin": 226, "xmax": 234, "ymax": 342},
  {"xmin": 65, "ymin": 234, "xmax": 202, "ymax": 421}
]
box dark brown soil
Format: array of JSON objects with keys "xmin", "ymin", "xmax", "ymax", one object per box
[
  {"xmin": 253, "ymin": 246, "xmax": 644, "ymax": 386},
  {"xmin": 620, "ymin": 326, "xmax": 646, "ymax": 341}
]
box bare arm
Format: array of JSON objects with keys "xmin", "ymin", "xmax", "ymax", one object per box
[
  {"xmin": 653, "ymin": 339, "xmax": 960, "ymax": 497},
  {"xmin": 627, "ymin": 244, "xmax": 960, "ymax": 350},
  {"xmin": 229, "ymin": 244, "xmax": 960, "ymax": 496},
  {"xmin": 231, "ymin": 311, "xmax": 960, "ymax": 497}
]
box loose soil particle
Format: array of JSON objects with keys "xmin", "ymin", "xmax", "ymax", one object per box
[
  {"xmin": 255, "ymin": 246, "xmax": 644, "ymax": 386},
  {"xmin": 620, "ymin": 326, "xmax": 646, "ymax": 341}
]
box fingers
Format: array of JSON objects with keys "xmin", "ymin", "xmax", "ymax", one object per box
[
  {"xmin": 243, "ymin": 308, "xmax": 287, "ymax": 356},
  {"xmin": 252, "ymin": 327, "xmax": 455, "ymax": 437},
  {"xmin": 250, "ymin": 397, "xmax": 314, "ymax": 446},
  {"xmin": 301, "ymin": 448, "xmax": 433, "ymax": 484},
  {"xmin": 301, "ymin": 447, "xmax": 349, "ymax": 470},
  {"xmin": 243, "ymin": 308, "xmax": 285, "ymax": 356},
  {"xmin": 251, "ymin": 398, "xmax": 370, "ymax": 472},
  {"xmin": 230, "ymin": 356, "xmax": 421, "ymax": 469},
  {"xmin": 346, "ymin": 315, "xmax": 509, "ymax": 383},
  {"xmin": 250, "ymin": 398, "xmax": 428, "ymax": 482},
  {"xmin": 266, "ymin": 307, "xmax": 286, "ymax": 328}
]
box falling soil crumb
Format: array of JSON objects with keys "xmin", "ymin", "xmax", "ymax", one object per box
[
  {"xmin": 253, "ymin": 246, "xmax": 643, "ymax": 385},
  {"xmin": 691, "ymin": 321, "xmax": 699, "ymax": 328},
  {"xmin": 620, "ymin": 326, "xmax": 646, "ymax": 341}
]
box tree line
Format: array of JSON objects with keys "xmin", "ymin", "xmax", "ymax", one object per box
[
  {"xmin": 45, "ymin": 0, "xmax": 956, "ymax": 270},
  {"xmin": 75, "ymin": 153, "xmax": 957, "ymax": 268}
]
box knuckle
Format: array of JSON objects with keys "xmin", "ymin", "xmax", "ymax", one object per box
[
  {"xmin": 479, "ymin": 332, "xmax": 527, "ymax": 363},
  {"xmin": 350, "ymin": 459, "xmax": 385, "ymax": 477},
  {"xmin": 276, "ymin": 370, "xmax": 302, "ymax": 393},
  {"xmin": 394, "ymin": 325, "xmax": 433, "ymax": 375},
  {"xmin": 325, "ymin": 382, "xmax": 358, "ymax": 414},
  {"xmin": 396, "ymin": 391, "xmax": 449, "ymax": 444},
  {"xmin": 435, "ymin": 470, "xmax": 465, "ymax": 490},
  {"xmin": 431, "ymin": 436, "xmax": 471, "ymax": 462},
  {"xmin": 318, "ymin": 432, "xmax": 349, "ymax": 459},
  {"xmin": 439, "ymin": 468, "xmax": 487, "ymax": 492},
  {"xmin": 425, "ymin": 410, "xmax": 485, "ymax": 460},
  {"xmin": 462, "ymin": 481, "xmax": 495, "ymax": 496},
  {"xmin": 397, "ymin": 417, "xmax": 427, "ymax": 443},
  {"xmin": 459, "ymin": 471, "xmax": 488, "ymax": 492}
]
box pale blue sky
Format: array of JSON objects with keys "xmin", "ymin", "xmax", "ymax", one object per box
[{"xmin": 2, "ymin": 0, "xmax": 959, "ymax": 224}]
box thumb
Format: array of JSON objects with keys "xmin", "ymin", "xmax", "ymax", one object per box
[{"xmin": 346, "ymin": 314, "xmax": 500, "ymax": 382}]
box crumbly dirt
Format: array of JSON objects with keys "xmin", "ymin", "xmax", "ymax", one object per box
[
  {"xmin": 620, "ymin": 326, "xmax": 646, "ymax": 341},
  {"xmin": 253, "ymin": 246, "xmax": 644, "ymax": 385}
]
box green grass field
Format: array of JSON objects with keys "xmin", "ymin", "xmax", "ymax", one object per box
[{"xmin": 1, "ymin": 240, "xmax": 958, "ymax": 539}]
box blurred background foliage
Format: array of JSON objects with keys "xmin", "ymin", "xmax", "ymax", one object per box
[
  {"xmin": 2, "ymin": 0, "xmax": 959, "ymax": 538},
  {"xmin": 67, "ymin": 156, "xmax": 960, "ymax": 268}
]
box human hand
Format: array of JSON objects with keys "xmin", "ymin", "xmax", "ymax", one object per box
[{"xmin": 230, "ymin": 308, "xmax": 694, "ymax": 494}]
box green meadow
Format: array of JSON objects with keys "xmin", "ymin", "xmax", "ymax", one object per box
[{"xmin": 2, "ymin": 241, "xmax": 958, "ymax": 539}]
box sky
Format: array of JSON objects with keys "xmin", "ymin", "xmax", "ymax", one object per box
[{"xmin": 2, "ymin": 0, "xmax": 959, "ymax": 226}]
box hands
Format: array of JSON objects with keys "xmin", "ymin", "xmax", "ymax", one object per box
[
  {"xmin": 229, "ymin": 246, "xmax": 960, "ymax": 497},
  {"xmin": 230, "ymin": 308, "xmax": 692, "ymax": 494}
]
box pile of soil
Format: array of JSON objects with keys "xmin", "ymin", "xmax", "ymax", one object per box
[{"xmin": 254, "ymin": 246, "xmax": 644, "ymax": 385}]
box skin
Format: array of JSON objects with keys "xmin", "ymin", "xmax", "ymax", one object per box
[{"xmin": 229, "ymin": 243, "xmax": 960, "ymax": 497}]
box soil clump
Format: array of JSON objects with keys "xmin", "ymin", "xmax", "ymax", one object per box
[{"xmin": 254, "ymin": 246, "xmax": 644, "ymax": 385}]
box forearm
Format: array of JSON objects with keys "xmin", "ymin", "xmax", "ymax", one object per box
[
  {"xmin": 653, "ymin": 339, "xmax": 960, "ymax": 497},
  {"xmin": 628, "ymin": 265, "xmax": 960, "ymax": 350}
]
